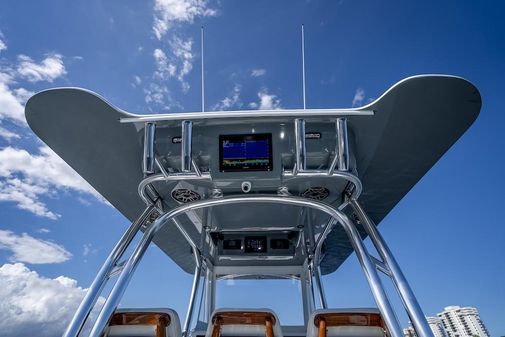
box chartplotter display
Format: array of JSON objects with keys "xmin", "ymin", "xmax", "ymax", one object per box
[{"xmin": 219, "ymin": 133, "xmax": 273, "ymax": 172}]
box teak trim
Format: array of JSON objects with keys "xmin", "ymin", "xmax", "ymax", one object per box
[
  {"xmin": 314, "ymin": 312, "xmax": 386, "ymax": 337},
  {"xmin": 210, "ymin": 311, "xmax": 276, "ymax": 337},
  {"xmin": 108, "ymin": 312, "xmax": 171, "ymax": 337}
]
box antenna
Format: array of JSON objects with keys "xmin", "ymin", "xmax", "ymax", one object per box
[
  {"xmin": 301, "ymin": 24, "xmax": 307, "ymax": 110},
  {"xmin": 201, "ymin": 26, "xmax": 205, "ymax": 112}
]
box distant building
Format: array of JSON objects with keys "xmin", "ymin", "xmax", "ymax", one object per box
[
  {"xmin": 404, "ymin": 317, "xmax": 447, "ymax": 337},
  {"xmin": 427, "ymin": 316, "xmax": 449, "ymax": 337},
  {"xmin": 404, "ymin": 326, "xmax": 417, "ymax": 337},
  {"xmin": 437, "ymin": 306, "xmax": 490, "ymax": 337}
]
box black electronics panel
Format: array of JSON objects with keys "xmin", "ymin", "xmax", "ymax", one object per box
[
  {"xmin": 217, "ymin": 232, "xmax": 297, "ymax": 256},
  {"xmin": 223, "ymin": 239, "xmax": 242, "ymax": 250},
  {"xmin": 244, "ymin": 236, "xmax": 267, "ymax": 253},
  {"xmin": 219, "ymin": 133, "xmax": 273, "ymax": 172},
  {"xmin": 270, "ymin": 238, "xmax": 290, "ymax": 250}
]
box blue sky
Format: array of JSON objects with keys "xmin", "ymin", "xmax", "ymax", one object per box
[{"xmin": 0, "ymin": 1, "xmax": 504, "ymax": 336}]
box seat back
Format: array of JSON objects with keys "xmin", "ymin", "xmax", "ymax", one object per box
[
  {"xmin": 307, "ymin": 309, "xmax": 386, "ymax": 337},
  {"xmin": 105, "ymin": 308, "xmax": 182, "ymax": 337},
  {"xmin": 205, "ymin": 309, "xmax": 284, "ymax": 337}
]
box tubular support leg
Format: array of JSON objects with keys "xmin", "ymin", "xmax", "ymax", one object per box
[
  {"xmin": 350, "ymin": 199, "xmax": 434, "ymax": 337},
  {"xmin": 183, "ymin": 251, "xmax": 203, "ymax": 337},
  {"xmin": 313, "ymin": 265, "xmax": 328, "ymax": 309},
  {"xmin": 308, "ymin": 265, "xmax": 317, "ymax": 310},
  {"xmin": 88, "ymin": 196, "xmax": 403, "ymax": 337},
  {"xmin": 62, "ymin": 205, "xmax": 155, "ymax": 337}
]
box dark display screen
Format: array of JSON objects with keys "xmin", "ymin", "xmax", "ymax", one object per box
[
  {"xmin": 223, "ymin": 239, "xmax": 242, "ymax": 250},
  {"xmin": 219, "ymin": 134, "xmax": 272, "ymax": 172},
  {"xmin": 270, "ymin": 239, "xmax": 290, "ymax": 250},
  {"xmin": 244, "ymin": 236, "xmax": 267, "ymax": 253}
]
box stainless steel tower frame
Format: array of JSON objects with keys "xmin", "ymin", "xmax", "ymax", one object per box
[
  {"xmin": 63, "ymin": 114, "xmax": 434, "ymax": 337},
  {"xmin": 62, "ymin": 195, "xmax": 431, "ymax": 337}
]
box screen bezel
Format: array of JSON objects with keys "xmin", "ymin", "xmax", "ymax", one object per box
[{"xmin": 219, "ymin": 133, "xmax": 273, "ymax": 172}]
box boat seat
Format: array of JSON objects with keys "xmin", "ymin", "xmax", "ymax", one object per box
[
  {"xmin": 306, "ymin": 309, "xmax": 387, "ymax": 337},
  {"xmin": 205, "ymin": 308, "xmax": 283, "ymax": 337},
  {"xmin": 104, "ymin": 308, "xmax": 182, "ymax": 337}
]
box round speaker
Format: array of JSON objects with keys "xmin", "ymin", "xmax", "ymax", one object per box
[
  {"xmin": 171, "ymin": 189, "xmax": 202, "ymax": 203},
  {"xmin": 301, "ymin": 187, "xmax": 330, "ymax": 201}
]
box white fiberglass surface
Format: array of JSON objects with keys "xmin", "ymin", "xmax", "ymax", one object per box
[{"xmin": 216, "ymin": 277, "xmax": 304, "ymax": 325}]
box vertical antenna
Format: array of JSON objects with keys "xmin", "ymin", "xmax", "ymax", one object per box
[
  {"xmin": 201, "ymin": 26, "xmax": 205, "ymax": 112},
  {"xmin": 301, "ymin": 24, "xmax": 307, "ymax": 110}
]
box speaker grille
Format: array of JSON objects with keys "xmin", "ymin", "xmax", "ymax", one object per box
[
  {"xmin": 301, "ymin": 187, "xmax": 330, "ymax": 201},
  {"xmin": 172, "ymin": 189, "xmax": 201, "ymax": 203}
]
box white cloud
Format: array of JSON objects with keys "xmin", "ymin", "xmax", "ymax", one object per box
[
  {"xmin": 212, "ymin": 84, "xmax": 242, "ymax": 111},
  {"xmin": 0, "ymin": 230, "xmax": 71, "ymax": 264},
  {"xmin": 0, "ymin": 178, "xmax": 59, "ymax": 219},
  {"xmin": 144, "ymin": 82, "xmax": 182, "ymax": 110},
  {"xmin": 152, "ymin": 38, "xmax": 194, "ymax": 92},
  {"xmin": 0, "ymin": 81, "xmax": 27, "ymax": 124},
  {"xmin": 153, "ymin": 0, "xmax": 217, "ymax": 40},
  {"xmin": 147, "ymin": 0, "xmax": 218, "ymax": 108},
  {"xmin": 83, "ymin": 244, "xmax": 92, "ymax": 257},
  {"xmin": 17, "ymin": 54, "xmax": 66, "ymax": 83},
  {"xmin": 147, "ymin": 39, "xmax": 195, "ymax": 106},
  {"xmin": 153, "ymin": 48, "xmax": 175, "ymax": 80},
  {"xmin": 256, "ymin": 89, "xmax": 282, "ymax": 110},
  {"xmin": 133, "ymin": 75, "xmax": 142, "ymax": 87},
  {"xmin": 13, "ymin": 87, "xmax": 34, "ymax": 103},
  {"xmin": 352, "ymin": 88, "xmax": 365, "ymax": 107},
  {"xmin": 0, "ymin": 125, "xmax": 20, "ymax": 141},
  {"xmin": 0, "ymin": 31, "xmax": 6, "ymax": 52},
  {"xmin": 82, "ymin": 244, "xmax": 98, "ymax": 262},
  {"xmin": 170, "ymin": 37, "xmax": 193, "ymax": 92},
  {"xmin": 0, "ymin": 146, "xmax": 101, "ymax": 219},
  {"xmin": 37, "ymin": 228, "xmax": 51, "ymax": 234},
  {"xmin": 251, "ymin": 69, "xmax": 266, "ymax": 77},
  {"xmin": 0, "ymin": 263, "xmax": 103, "ymax": 337},
  {"xmin": 0, "ymin": 31, "xmax": 95, "ymax": 219}
]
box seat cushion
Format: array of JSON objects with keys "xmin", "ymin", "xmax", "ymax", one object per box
[
  {"xmin": 105, "ymin": 308, "xmax": 181, "ymax": 337},
  {"xmin": 205, "ymin": 308, "xmax": 283, "ymax": 337},
  {"xmin": 307, "ymin": 309, "xmax": 386, "ymax": 337}
]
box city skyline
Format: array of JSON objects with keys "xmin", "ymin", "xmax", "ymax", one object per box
[{"xmin": 404, "ymin": 305, "xmax": 490, "ymax": 337}]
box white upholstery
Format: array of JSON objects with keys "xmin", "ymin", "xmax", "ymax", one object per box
[
  {"xmin": 307, "ymin": 309, "xmax": 386, "ymax": 337},
  {"xmin": 106, "ymin": 325, "xmax": 157, "ymax": 337},
  {"xmin": 205, "ymin": 308, "xmax": 284, "ymax": 337},
  {"xmin": 105, "ymin": 308, "xmax": 182, "ymax": 337}
]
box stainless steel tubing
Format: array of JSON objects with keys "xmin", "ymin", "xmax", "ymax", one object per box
[
  {"xmin": 350, "ymin": 199, "xmax": 434, "ymax": 337},
  {"xmin": 143, "ymin": 123, "xmax": 156, "ymax": 174},
  {"xmin": 312, "ymin": 264, "xmax": 328, "ymax": 309},
  {"xmin": 88, "ymin": 196, "xmax": 403, "ymax": 337},
  {"xmin": 62, "ymin": 205, "xmax": 154, "ymax": 337},
  {"xmin": 328, "ymin": 117, "xmax": 349, "ymax": 173},
  {"xmin": 336, "ymin": 118, "xmax": 349, "ymax": 171},
  {"xmin": 294, "ymin": 119, "xmax": 306, "ymax": 172},
  {"xmin": 182, "ymin": 250, "xmax": 202, "ymax": 337},
  {"xmin": 181, "ymin": 120, "xmax": 193, "ymax": 173}
]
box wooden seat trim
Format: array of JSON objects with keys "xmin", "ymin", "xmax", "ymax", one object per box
[
  {"xmin": 210, "ymin": 311, "xmax": 276, "ymax": 337},
  {"xmin": 314, "ymin": 312, "xmax": 386, "ymax": 337},
  {"xmin": 108, "ymin": 312, "xmax": 171, "ymax": 337}
]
